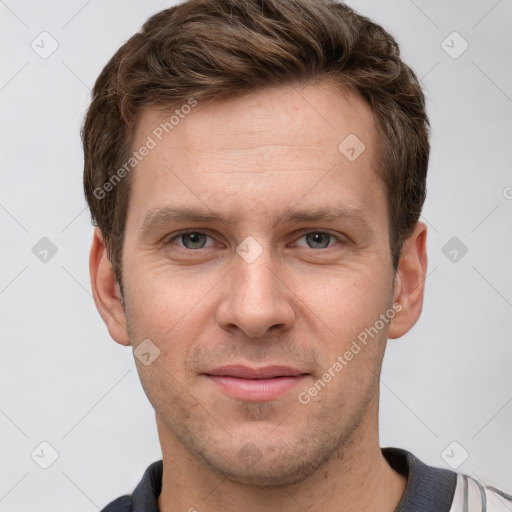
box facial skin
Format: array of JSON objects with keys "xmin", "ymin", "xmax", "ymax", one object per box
[{"xmin": 90, "ymin": 80, "xmax": 427, "ymax": 512}]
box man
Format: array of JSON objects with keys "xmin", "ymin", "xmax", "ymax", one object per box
[{"xmin": 82, "ymin": 0, "xmax": 511, "ymax": 510}]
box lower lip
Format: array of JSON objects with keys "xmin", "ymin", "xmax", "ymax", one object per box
[{"xmin": 204, "ymin": 374, "xmax": 310, "ymax": 401}]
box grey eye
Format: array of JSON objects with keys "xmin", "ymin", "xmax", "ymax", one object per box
[
  {"xmin": 181, "ymin": 232, "xmax": 208, "ymax": 249},
  {"xmin": 305, "ymin": 232, "xmax": 332, "ymax": 249}
]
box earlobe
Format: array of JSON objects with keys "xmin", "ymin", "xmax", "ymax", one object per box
[
  {"xmin": 388, "ymin": 222, "xmax": 428, "ymax": 339},
  {"xmin": 89, "ymin": 228, "xmax": 131, "ymax": 346}
]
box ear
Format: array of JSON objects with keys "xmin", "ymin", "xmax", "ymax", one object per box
[
  {"xmin": 388, "ymin": 222, "xmax": 428, "ymax": 339},
  {"xmin": 89, "ymin": 227, "xmax": 130, "ymax": 346}
]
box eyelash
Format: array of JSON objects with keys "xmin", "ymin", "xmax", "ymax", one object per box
[{"xmin": 165, "ymin": 229, "xmax": 345, "ymax": 250}]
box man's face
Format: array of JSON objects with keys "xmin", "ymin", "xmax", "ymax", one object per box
[{"xmin": 121, "ymin": 82, "xmax": 397, "ymax": 485}]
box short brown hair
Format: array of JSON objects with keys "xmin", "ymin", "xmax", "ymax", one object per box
[{"xmin": 83, "ymin": 0, "xmax": 429, "ymax": 283}]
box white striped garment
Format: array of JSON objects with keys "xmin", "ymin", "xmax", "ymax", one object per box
[{"xmin": 449, "ymin": 474, "xmax": 512, "ymax": 511}]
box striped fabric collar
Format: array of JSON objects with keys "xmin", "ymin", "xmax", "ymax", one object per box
[{"xmin": 383, "ymin": 447, "xmax": 512, "ymax": 512}]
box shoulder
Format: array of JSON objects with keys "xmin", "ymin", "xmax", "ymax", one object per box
[
  {"xmin": 99, "ymin": 460, "xmax": 163, "ymax": 512},
  {"xmin": 449, "ymin": 473, "xmax": 512, "ymax": 512},
  {"xmin": 100, "ymin": 495, "xmax": 132, "ymax": 512},
  {"xmin": 383, "ymin": 447, "xmax": 512, "ymax": 512}
]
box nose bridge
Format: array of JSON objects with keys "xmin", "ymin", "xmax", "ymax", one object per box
[
  {"xmin": 217, "ymin": 238, "xmax": 294, "ymax": 338},
  {"xmin": 237, "ymin": 248, "xmax": 278, "ymax": 303}
]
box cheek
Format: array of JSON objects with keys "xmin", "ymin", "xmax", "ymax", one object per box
[
  {"xmin": 123, "ymin": 267, "xmax": 223, "ymax": 398},
  {"xmin": 124, "ymin": 270, "xmax": 214, "ymax": 409},
  {"xmin": 125, "ymin": 261, "xmax": 220, "ymax": 335},
  {"xmin": 298, "ymin": 267, "xmax": 393, "ymax": 346}
]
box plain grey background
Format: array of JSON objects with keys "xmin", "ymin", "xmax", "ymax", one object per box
[{"xmin": 1, "ymin": 0, "xmax": 511, "ymax": 510}]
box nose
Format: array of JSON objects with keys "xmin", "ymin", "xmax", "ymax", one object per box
[{"xmin": 216, "ymin": 246, "xmax": 296, "ymax": 339}]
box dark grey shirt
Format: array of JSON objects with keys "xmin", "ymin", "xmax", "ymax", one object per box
[{"xmin": 100, "ymin": 448, "xmax": 510, "ymax": 511}]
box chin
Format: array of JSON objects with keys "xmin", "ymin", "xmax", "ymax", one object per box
[
  {"xmin": 204, "ymin": 455, "xmax": 321, "ymax": 487},
  {"xmin": 193, "ymin": 433, "xmax": 346, "ymax": 488}
]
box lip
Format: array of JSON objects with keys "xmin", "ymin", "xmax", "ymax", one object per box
[
  {"xmin": 205, "ymin": 365, "xmax": 306, "ymax": 379},
  {"xmin": 203, "ymin": 365, "xmax": 310, "ymax": 402}
]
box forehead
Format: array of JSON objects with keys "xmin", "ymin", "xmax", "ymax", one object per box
[
  {"xmin": 133, "ymin": 81, "xmax": 375, "ymax": 157},
  {"xmin": 127, "ymin": 81, "xmax": 385, "ymax": 229}
]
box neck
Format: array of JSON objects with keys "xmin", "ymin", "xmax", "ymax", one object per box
[{"xmin": 157, "ymin": 399, "xmax": 406, "ymax": 512}]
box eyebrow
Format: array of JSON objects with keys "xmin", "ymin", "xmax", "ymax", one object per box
[{"xmin": 139, "ymin": 205, "xmax": 373, "ymax": 234}]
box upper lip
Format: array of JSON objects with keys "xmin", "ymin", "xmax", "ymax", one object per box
[{"xmin": 204, "ymin": 365, "xmax": 308, "ymax": 379}]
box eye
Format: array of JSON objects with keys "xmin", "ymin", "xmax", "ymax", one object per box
[
  {"xmin": 295, "ymin": 232, "xmax": 341, "ymax": 249},
  {"xmin": 169, "ymin": 231, "xmax": 215, "ymax": 249}
]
